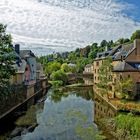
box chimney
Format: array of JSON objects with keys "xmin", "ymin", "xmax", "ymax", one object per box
[
  {"xmin": 134, "ymin": 39, "xmax": 140, "ymax": 55},
  {"xmin": 15, "ymin": 44, "xmax": 20, "ymax": 54}
]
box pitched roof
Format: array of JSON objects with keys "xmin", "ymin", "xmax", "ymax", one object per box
[
  {"xmin": 95, "ymin": 43, "xmax": 134, "ymax": 61},
  {"xmin": 113, "ymin": 61, "xmax": 140, "ymax": 72},
  {"xmin": 85, "ymin": 64, "xmax": 92, "ymax": 68},
  {"xmin": 14, "ymin": 59, "xmax": 27, "ymax": 73},
  {"xmin": 112, "ymin": 43, "xmax": 134, "ymax": 60},
  {"xmin": 20, "ymin": 50, "xmax": 35, "ymax": 58}
]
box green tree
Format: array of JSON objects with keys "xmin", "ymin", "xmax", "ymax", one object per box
[
  {"xmin": 97, "ymin": 57, "xmax": 113, "ymax": 99},
  {"xmin": 115, "ymin": 77, "xmax": 134, "ymax": 99},
  {"xmin": 0, "ymin": 24, "xmax": 15, "ymax": 90},
  {"xmin": 76, "ymin": 57, "xmax": 92, "ymax": 73},
  {"xmin": 61, "ymin": 63, "xmax": 70, "ymax": 73},
  {"xmin": 45, "ymin": 61, "xmax": 61, "ymax": 76},
  {"xmin": 131, "ymin": 30, "xmax": 140, "ymax": 41},
  {"xmin": 116, "ymin": 38, "xmax": 130, "ymax": 45},
  {"xmin": 50, "ymin": 70, "xmax": 68, "ymax": 85},
  {"xmin": 68, "ymin": 52, "xmax": 77, "ymax": 63},
  {"xmin": 100, "ymin": 40, "xmax": 108, "ymax": 48}
]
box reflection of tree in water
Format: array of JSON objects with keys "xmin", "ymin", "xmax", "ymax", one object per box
[
  {"xmin": 50, "ymin": 89, "xmax": 69, "ymax": 103},
  {"xmin": 65, "ymin": 109, "xmax": 105, "ymax": 140},
  {"xmin": 75, "ymin": 88, "xmax": 93, "ymax": 101},
  {"xmin": 50, "ymin": 86, "xmax": 94, "ymax": 103}
]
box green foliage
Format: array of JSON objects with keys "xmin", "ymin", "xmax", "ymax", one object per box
[
  {"xmin": 68, "ymin": 52, "xmax": 77, "ymax": 63},
  {"xmin": 50, "ymin": 80, "xmax": 63, "ymax": 87},
  {"xmin": 131, "ymin": 30, "xmax": 140, "ymax": 41},
  {"xmin": 115, "ymin": 38, "xmax": 130, "ymax": 45},
  {"xmin": 100, "ymin": 40, "xmax": 108, "ymax": 48},
  {"xmin": 76, "ymin": 57, "xmax": 92, "ymax": 73},
  {"xmin": 45, "ymin": 61, "xmax": 61, "ymax": 76},
  {"xmin": 38, "ymin": 39, "xmax": 116, "ymax": 76},
  {"xmin": 0, "ymin": 23, "xmax": 16, "ymax": 90},
  {"xmin": 115, "ymin": 114, "xmax": 140, "ymax": 139},
  {"xmin": 50, "ymin": 70, "xmax": 68, "ymax": 84},
  {"xmin": 61, "ymin": 63, "xmax": 70, "ymax": 73},
  {"xmin": 115, "ymin": 77, "xmax": 134, "ymax": 99}
]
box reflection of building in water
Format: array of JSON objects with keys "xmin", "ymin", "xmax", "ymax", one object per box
[
  {"xmin": 83, "ymin": 78, "xmax": 93, "ymax": 85},
  {"xmin": 93, "ymin": 92, "xmax": 118, "ymax": 122},
  {"xmin": 83, "ymin": 64, "xmax": 94, "ymax": 74}
]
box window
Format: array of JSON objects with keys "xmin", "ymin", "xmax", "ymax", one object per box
[
  {"xmin": 95, "ymin": 69, "xmax": 96, "ymax": 73},
  {"xmin": 109, "ymin": 75, "xmax": 112, "ymax": 80},
  {"xmin": 114, "ymin": 78, "xmax": 116, "ymax": 83},
  {"xmin": 96, "ymin": 61, "xmax": 99, "ymax": 66},
  {"xmin": 95, "ymin": 76, "xmax": 96, "ymax": 80},
  {"xmin": 128, "ymin": 75, "xmax": 130, "ymax": 78},
  {"xmin": 120, "ymin": 75, "xmax": 123, "ymax": 80},
  {"xmin": 109, "ymin": 86, "xmax": 112, "ymax": 91}
]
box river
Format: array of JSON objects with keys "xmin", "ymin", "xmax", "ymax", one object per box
[
  {"xmin": 6, "ymin": 79, "xmax": 101, "ymax": 140},
  {"xmin": 1, "ymin": 78, "xmax": 109, "ymax": 140},
  {"xmin": 21, "ymin": 85, "xmax": 98, "ymax": 140}
]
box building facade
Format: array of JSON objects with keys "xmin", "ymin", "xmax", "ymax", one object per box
[
  {"xmin": 83, "ymin": 64, "xmax": 94, "ymax": 74},
  {"xmin": 93, "ymin": 39, "xmax": 140, "ymax": 97},
  {"xmin": 10, "ymin": 44, "xmax": 45, "ymax": 85}
]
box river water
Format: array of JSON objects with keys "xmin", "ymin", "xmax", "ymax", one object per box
[{"xmin": 20, "ymin": 84, "xmax": 98, "ymax": 140}]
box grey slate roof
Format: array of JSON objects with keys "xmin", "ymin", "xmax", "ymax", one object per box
[
  {"xmin": 113, "ymin": 61, "xmax": 140, "ymax": 72},
  {"xmin": 112, "ymin": 43, "xmax": 134, "ymax": 60},
  {"xmin": 19, "ymin": 50, "xmax": 35, "ymax": 58},
  {"xmin": 14, "ymin": 59, "xmax": 27, "ymax": 73},
  {"xmin": 95, "ymin": 43, "xmax": 134, "ymax": 61},
  {"xmin": 85, "ymin": 64, "xmax": 92, "ymax": 68}
]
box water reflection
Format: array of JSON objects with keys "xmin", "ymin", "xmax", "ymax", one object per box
[
  {"xmin": 83, "ymin": 77, "xmax": 93, "ymax": 85},
  {"xmin": 93, "ymin": 92, "xmax": 117, "ymax": 123},
  {"xmin": 22, "ymin": 86, "xmax": 97, "ymax": 140}
]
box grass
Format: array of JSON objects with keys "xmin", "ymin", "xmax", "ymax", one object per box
[{"xmin": 15, "ymin": 106, "xmax": 37, "ymax": 127}]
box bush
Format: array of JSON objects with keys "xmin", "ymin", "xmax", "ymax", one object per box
[
  {"xmin": 61, "ymin": 63, "xmax": 70, "ymax": 73},
  {"xmin": 115, "ymin": 114, "xmax": 140, "ymax": 139},
  {"xmin": 51, "ymin": 80, "xmax": 63, "ymax": 87},
  {"xmin": 50, "ymin": 70, "xmax": 68, "ymax": 85}
]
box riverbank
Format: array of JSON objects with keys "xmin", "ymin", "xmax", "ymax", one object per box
[{"xmin": 93, "ymin": 84, "xmax": 140, "ymax": 140}]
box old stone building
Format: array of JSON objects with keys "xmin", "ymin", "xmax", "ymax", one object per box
[{"xmin": 93, "ymin": 39, "xmax": 140, "ymax": 97}]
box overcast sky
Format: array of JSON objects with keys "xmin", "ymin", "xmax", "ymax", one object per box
[{"xmin": 0, "ymin": 0, "xmax": 140, "ymax": 55}]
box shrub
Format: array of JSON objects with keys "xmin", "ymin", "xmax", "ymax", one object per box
[
  {"xmin": 51, "ymin": 80, "xmax": 63, "ymax": 87},
  {"xmin": 50, "ymin": 70, "xmax": 68, "ymax": 84}
]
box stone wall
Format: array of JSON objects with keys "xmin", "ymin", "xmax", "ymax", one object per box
[{"xmin": 0, "ymin": 79, "xmax": 48, "ymax": 118}]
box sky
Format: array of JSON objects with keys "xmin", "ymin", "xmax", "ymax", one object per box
[{"xmin": 0, "ymin": 0, "xmax": 140, "ymax": 55}]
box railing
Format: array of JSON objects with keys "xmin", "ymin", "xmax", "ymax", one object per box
[
  {"xmin": 0, "ymin": 79, "xmax": 48, "ymax": 117},
  {"xmin": 0, "ymin": 85, "xmax": 26, "ymax": 116},
  {"xmin": 34, "ymin": 80, "xmax": 42, "ymax": 93}
]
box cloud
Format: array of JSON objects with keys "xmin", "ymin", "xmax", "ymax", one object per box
[{"xmin": 0, "ymin": 0, "xmax": 140, "ymax": 55}]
